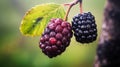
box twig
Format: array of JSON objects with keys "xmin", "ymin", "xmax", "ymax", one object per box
[{"xmin": 64, "ymin": 0, "xmax": 82, "ymax": 21}]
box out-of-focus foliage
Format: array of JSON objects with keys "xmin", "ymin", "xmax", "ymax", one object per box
[{"xmin": 0, "ymin": 0, "xmax": 105, "ymax": 67}]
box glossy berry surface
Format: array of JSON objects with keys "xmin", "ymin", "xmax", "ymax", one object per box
[
  {"xmin": 72, "ymin": 12, "xmax": 97, "ymax": 43},
  {"xmin": 39, "ymin": 18, "xmax": 73, "ymax": 58}
]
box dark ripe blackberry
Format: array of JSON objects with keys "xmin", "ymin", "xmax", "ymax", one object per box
[
  {"xmin": 72, "ymin": 12, "xmax": 97, "ymax": 43},
  {"xmin": 39, "ymin": 43, "xmax": 45, "ymax": 49},
  {"xmin": 56, "ymin": 40, "xmax": 62, "ymax": 46},
  {"xmin": 97, "ymin": 39, "xmax": 120, "ymax": 67},
  {"xmin": 62, "ymin": 37, "xmax": 67, "ymax": 44},
  {"xmin": 55, "ymin": 18, "xmax": 63, "ymax": 25},
  {"xmin": 44, "ymin": 34, "xmax": 49, "ymax": 41},
  {"xmin": 62, "ymin": 28, "xmax": 69, "ymax": 35},
  {"xmin": 55, "ymin": 25, "xmax": 63, "ymax": 32},
  {"xmin": 50, "ymin": 31, "xmax": 56, "ymax": 37},
  {"xmin": 61, "ymin": 22, "xmax": 68, "ymax": 27},
  {"xmin": 48, "ymin": 23, "xmax": 57, "ymax": 30},
  {"xmin": 44, "ymin": 28, "xmax": 50, "ymax": 34},
  {"xmin": 40, "ymin": 37, "xmax": 45, "ymax": 43},
  {"xmin": 55, "ymin": 33, "xmax": 63, "ymax": 40},
  {"xmin": 39, "ymin": 18, "xmax": 73, "ymax": 58}
]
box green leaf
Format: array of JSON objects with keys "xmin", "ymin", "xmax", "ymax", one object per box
[{"xmin": 20, "ymin": 3, "xmax": 66, "ymax": 37}]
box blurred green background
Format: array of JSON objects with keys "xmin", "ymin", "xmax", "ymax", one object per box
[{"xmin": 0, "ymin": 0, "xmax": 105, "ymax": 67}]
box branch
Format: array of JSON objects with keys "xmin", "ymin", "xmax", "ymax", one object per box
[{"xmin": 94, "ymin": 0, "xmax": 120, "ymax": 67}]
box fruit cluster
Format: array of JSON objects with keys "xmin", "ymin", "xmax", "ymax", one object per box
[
  {"xmin": 39, "ymin": 18, "xmax": 73, "ymax": 58},
  {"xmin": 39, "ymin": 0, "xmax": 98, "ymax": 58},
  {"xmin": 39, "ymin": 12, "xmax": 98, "ymax": 58},
  {"xmin": 72, "ymin": 12, "xmax": 97, "ymax": 43}
]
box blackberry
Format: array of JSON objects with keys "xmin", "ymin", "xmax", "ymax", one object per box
[
  {"xmin": 97, "ymin": 39, "xmax": 120, "ymax": 67},
  {"xmin": 72, "ymin": 12, "xmax": 97, "ymax": 43},
  {"xmin": 39, "ymin": 18, "xmax": 73, "ymax": 58}
]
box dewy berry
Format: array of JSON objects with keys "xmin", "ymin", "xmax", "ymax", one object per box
[
  {"xmin": 39, "ymin": 18, "xmax": 73, "ymax": 58},
  {"xmin": 72, "ymin": 12, "xmax": 97, "ymax": 43}
]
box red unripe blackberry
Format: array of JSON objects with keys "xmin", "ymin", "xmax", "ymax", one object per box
[
  {"xmin": 39, "ymin": 18, "xmax": 73, "ymax": 58},
  {"xmin": 49, "ymin": 37, "xmax": 57, "ymax": 45},
  {"xmin": 72, "ymin": 12, "xmax": 97, "ymax": 43}
]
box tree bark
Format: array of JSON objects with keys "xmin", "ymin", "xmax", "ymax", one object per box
[{"xmin": 94, "ymin": 0, "xmax": 120, "ymax": 67}]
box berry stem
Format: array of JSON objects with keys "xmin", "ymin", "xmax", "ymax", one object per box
[
  {"xmin": 64, "ymin": 0, "xmax": 80, "ymax": 21},
  {"xmin": 64, "ymin": 4, "xmax": 73, "ymax": 21},
  {"xmin": 79, "ymin": 0, "xmax": 83, "ymax": 13}
]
